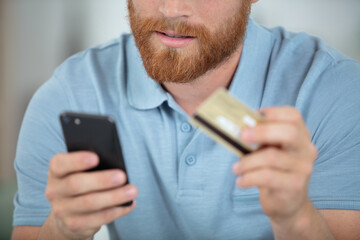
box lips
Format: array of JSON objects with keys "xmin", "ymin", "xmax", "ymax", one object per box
[
  {"xmin": 155, "ymin": 30, "xmax": 196, "ymax": 48},
  {"xmin": 157, "ymin": 31, "xmax": 195, "ymax": 39}
]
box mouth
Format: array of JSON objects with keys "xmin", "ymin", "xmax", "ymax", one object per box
[
  {"xmin": 155, "ymin": 30, "xmax": 196, "ymax": 48},
  {"xmin": 156, "ymin": 31, "xmax": 195, "ymax": 39}
]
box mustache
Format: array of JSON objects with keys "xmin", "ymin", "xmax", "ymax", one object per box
[{"xmin": 132, "ymin": 16, "xmax": 211, "ymax": 40}]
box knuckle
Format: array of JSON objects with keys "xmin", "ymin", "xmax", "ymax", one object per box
[
  {"xmin": 53, "ymin": 204, "xmax": 65, "ymax": 218},
  {"xmin": 62, "ymin": 217, "xmax": 72, "ymax": 231},
  {"xmin": 65, "ymin": 218, "xmax": 82, "ymax": 233},
  {"xmin": 49, "ymin": 156, "xmax": 61, "ymax": 175},
  {"xmin": 302, "ymin": 162, "xmax": 314, "ymax": 176},
  {"xmin": 289, "ymin": 108, "xmax": 302, "ymax": 123},
  {"xmin": 310, "ymin": 144, "xmax": 318, "ymax": 160},
  {"xmin": 292, "ymin": 175, "xmax": 305, "ymax": 193},
  {"xmin": 45, "ymin": 187, "xmax": 56, "ymax": 201},
  {"xmin": 50, "ymin": 153, "xmax": 69, "ymax": 176}
]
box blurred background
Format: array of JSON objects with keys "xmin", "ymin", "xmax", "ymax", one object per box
[{"xmin": 0, "ymin": 0, "xmax": 359, "ymax": 239}]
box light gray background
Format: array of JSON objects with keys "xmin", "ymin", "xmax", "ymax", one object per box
[{"xmin": 1, "ymin": 1, "xmax": 359, "ymax": 239}]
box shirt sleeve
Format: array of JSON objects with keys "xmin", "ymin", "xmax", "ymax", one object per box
[
  {"xmin": 13, "ymin": 75, "xmax": 70, "ymax": 226},
  {"xmin": 303, "ymin": 59, "xmax": 360, "ymax": 210}
]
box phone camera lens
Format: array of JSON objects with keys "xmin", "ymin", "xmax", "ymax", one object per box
[{"xmin": 74, "ymin": 118, "xmax": 81, "ymax": 125}]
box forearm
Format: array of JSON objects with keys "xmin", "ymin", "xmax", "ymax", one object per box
[{"xmin": 271, "ymin": 200, "xmax": 335, "ymax": 240}]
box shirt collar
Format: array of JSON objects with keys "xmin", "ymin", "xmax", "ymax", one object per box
[
  {"xmin": 126, "ymin": 36, "xmax": 168, "ymax": 110},
  {"xmin": 126, "ymin": 18, "xmax": 275, "ymax": 111},
  {"xmin": 228, "ymin": 18, "xmax": 275, "ymax": 110}
]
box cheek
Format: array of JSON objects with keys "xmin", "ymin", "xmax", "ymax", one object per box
[
  {"xmin": 194, "ymin": 0, "xmax": 240, "ymax": 30},
  {"xmin": 131, "ymin": 0, "xmax": 161, "ymax": 18},
  {"xmin": 195, "ymin": 0, "xmax": 218, "ymax": 20}
]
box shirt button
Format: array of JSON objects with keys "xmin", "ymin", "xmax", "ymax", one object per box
[
  {"xmin": 185, "ymin": 155, "xmax": 197, "ymax": 166},
  {"xmin": 181, "ymin": 122, "xmax": 192, "ymax": 133}
]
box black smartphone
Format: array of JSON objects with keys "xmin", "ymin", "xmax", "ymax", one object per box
[{"xmin": 60, "ymin": 111, "xmax": 132, "ymax": 206}]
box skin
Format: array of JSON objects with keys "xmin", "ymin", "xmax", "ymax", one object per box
[
  {"xmin": 12, "ymin": 0, "xmax": 360, "ymax": 239},
  {"xmin": 13, "ymin": 151, "xmax": 138, "ymax": 240}
]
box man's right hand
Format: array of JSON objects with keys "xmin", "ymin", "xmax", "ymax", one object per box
[{"xmin": 42, "ymin": 151, "xmax": 137, "ymax": 240}]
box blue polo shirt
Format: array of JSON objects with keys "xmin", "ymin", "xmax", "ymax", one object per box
[{"xmin": 13, "ymin": 19, "xmax": 360, "ymax": 239}]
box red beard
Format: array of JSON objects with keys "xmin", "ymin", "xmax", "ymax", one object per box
[{"xmin": 128, "ymin": 0, "xmax": 251, "ymax": 84}]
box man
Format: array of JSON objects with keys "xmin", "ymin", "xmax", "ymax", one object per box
[{"xmin": 12, "ymin": 0, "xmax": 360, "ymax": 239}]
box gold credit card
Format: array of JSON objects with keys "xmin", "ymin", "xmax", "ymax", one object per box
[{"xmin": 189, "ymin": 88, "xmax": 264, "ymax": 157}]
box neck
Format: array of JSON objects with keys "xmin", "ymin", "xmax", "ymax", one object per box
[{"xmin": 162, "ymin": 46, "xmax": 243, "ymax": 115}]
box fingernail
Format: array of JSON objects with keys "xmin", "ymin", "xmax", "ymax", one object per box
[
  {"xmin": 112, "ymin": 173, "xmax": 124, "ymax": 183},
  {"xmin": 125, "ymin": 187, "xmax": 136, "ymax": 198},
  {"xmin": 242, "ymin": 129, "xmax": 254, "ymax": 142},
  {"xmin": 84, "ymin": 156, "xmax": 97, "ymax": 166}
]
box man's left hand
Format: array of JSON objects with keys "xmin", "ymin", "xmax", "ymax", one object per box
[{"xmin": 232, "ymin": 106, "xmax": 318, "ymax": 227}]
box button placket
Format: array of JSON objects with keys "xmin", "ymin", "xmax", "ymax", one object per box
[
  {"xmin": 180, "ymin": 122, "xmax": 192, "ymax": 133},
  {"xmin": 185, "ymin": 155, "xmax": 197, "ymax": 166},
  {"xmin": 175, "ymin": 112, "xmax": 205, "ymax": 198}
]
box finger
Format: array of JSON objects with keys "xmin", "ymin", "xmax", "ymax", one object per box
[
  {"xmin": 60, "ymin": 201, "xmax": 137, "ymax": 234},
  {"xmin": 236, "ymin": 169, "xmax": 305, "ymax": 192},
  {"xmin": 49, "ymin": 152, "xmax": 99, "ymax": 178},
  {"xmin": 56, "ymin": 169, "xmax": 128, "ymax": 197},
  {"xmin": 54, "ymin": 185, "xmax": 138, "ymax": 216},
  {"xmin": 260, "ymin": 107, "xmax": 305, "ymax": 125},
  {"xmin": 233, "ymin": 148, "xmax": 298, "ymax": 175},
  {"xmin": 242, "ymin": 123, "xmax": 309, "ymax": 151}
]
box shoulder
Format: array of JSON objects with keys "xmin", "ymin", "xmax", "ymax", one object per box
[
  {"xmin": 54, "ymin": 34, "xmax": 132, "ymax": 82},
  {"xmin": 259, "ymin": 23, "xmax": 360, "ymax": 102},
  {"xmin": 41, "ymin": 34, "xmax": 136, "ymax": 112},
  {"xmin": 254, "ymin": 22, "xmax": 360, "ymax": 146},
  {"xmin": 269, "ymin": 25, "xmax": 359, "ymax": 75}
]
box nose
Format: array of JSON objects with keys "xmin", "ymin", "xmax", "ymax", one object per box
[{"xmin": 159, "ymin": 0, "xmax": 192, "ymax": 18}]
